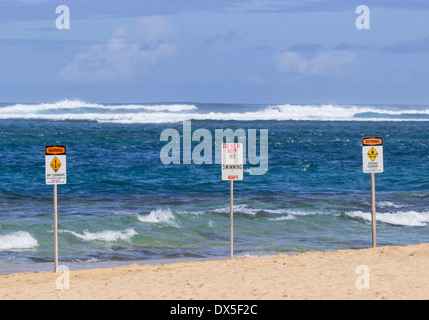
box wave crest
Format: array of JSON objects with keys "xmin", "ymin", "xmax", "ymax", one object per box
[
  {"xmin": 137, "ymin": 208, "xmax": 179, "ymax": 227},
  {"xmin": 1, "ymin": 100, "xmax": 428, "ymax": 123},
  {"xmin": 61, "ymin": 228, "xmax": 137, "ymax": 242},
  {"xmin": 346, "ymin": 210, "xmax": 429, "ymax": 227},
  {"xmin": 0, "ymin": 231, "xmax": 38, "ymax": 251}
]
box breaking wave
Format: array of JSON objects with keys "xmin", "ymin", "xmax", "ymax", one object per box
[
  {"xmin": 0, "ymin": 100, "xmax": 428, "ymax": 123},
  {"xmin": 137, "ymin": 208, "xmax": 179, "ymax": 227},
  {"xmin": 60, "ymin": 228, "xmax": 137, "ymax": 242},
  {"xmin": 346, "ymin": 210, "xmax": 429, "ymax": 227},
  {"xmin": 0, "ymin": 231, "xmax": 38, "ymax": 251}
]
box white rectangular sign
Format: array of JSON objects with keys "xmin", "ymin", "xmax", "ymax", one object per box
[
  {"xmin": 362, "ymin": 137, "xmax": 383, "ymax": 173},
  {"xmin": 222, "ymin": 143, "xmax": 243, "ymax": 181},
  {"xmin": 45, "ymin": 145, "xmax": 67, "ymax": 185}
]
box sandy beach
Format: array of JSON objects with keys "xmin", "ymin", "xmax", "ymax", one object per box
[{"xmin": 1, "ymin": 243, "xmax": 429, "ymax": 300}]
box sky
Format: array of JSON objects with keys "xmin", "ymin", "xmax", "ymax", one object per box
[{"xmin": 1, "ymin": 0, "xmax": 429, "ymax": 105}]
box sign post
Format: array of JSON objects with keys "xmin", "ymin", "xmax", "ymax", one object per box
[
  {"xmin": 362, "ymin": 137, "xmax": 383, "ymax": 248},
  {"xmin": 222, "ymin": 143, "xmax": 243, "ymax": 259},
  {"xmin": 45, "ymin": 145, "xmax": 67, "ymax": 272}
]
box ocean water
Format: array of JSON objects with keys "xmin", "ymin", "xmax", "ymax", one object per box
[{"xmin": 0, "ymin": 100, "xmax": 428, "ymax": 274}]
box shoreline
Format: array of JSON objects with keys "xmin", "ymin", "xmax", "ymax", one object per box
[
  {"xmin": 0, "ymin": 254, "xmax": 225, "ymax": 276},
  {"xmin": 2, "ymin": 243, "xmax": 429, "ymax": 299}
]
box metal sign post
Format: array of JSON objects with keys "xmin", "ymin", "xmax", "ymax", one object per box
[
  {"xmin": 370, "ymin": 172, "xmax": 376, "ymax": 247},
  {"xmin": 362, "ymin": 137, "xmax": 383, "ymax": 248},
  {"xmin": 45, "ymin": 145, "xmax": 67, "ymax": 272},
  {"xmin": 230, "ymin": 180, "xmax": 233, "ymax": 259},
  {"xmin": 53, "ymin": 184, "xmax": 58, "ymax": 272},
  {"xmin": 222, "ymin": 143, "xmax": 243, "ymax": 259}
]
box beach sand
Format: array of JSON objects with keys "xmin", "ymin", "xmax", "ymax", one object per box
[{"xmin": 1, "ymin": 243, "xmax": 429, "ymax": 300}]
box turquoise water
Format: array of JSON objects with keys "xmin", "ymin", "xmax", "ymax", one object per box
[{"xmin": 0, "ymin": 101, "xmax": 428, "ymax": 273}]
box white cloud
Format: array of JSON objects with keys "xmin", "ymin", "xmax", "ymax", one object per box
[
  {"xmin": 57, "ymin": 16, "xmax": 177, "ymax": 83},
  {"xmin": 274, "ymin": 48, "xmax": 357, "ymax": 76}
]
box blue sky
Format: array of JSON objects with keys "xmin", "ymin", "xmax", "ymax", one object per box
[{"xmin": 1, "ymin": 0, "xmax": 429, "ymax": 104}]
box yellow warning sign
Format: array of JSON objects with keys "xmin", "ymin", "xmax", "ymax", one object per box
[
  {"xmin": 367, "ymin": 147, "xmax": 378, "ymax": 161},
  {"xmin": 50, "ymin": 156, "xmax": 62, "ymax": 173}
]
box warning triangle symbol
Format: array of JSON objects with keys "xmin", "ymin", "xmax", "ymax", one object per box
[
  {"xmin": 367, "ymin": 147, "xmax": 378, "ymax": 162},
  {"xmin": 50, "ymin": 156, "xmax": 62, "ymax": 173}
]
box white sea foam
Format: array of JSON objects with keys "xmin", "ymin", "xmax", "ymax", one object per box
[
  {"xmin": 346, "ymin": 210, "xmax": 429, "ymax": 227},
  {"xmin": 268, "ymin": 216, "xmax": 295, "ymax": 221},
  {"xmin": 0, "ymin": 231, "xmax": 38, "ymax": 251},
  {"xmin": 1, "ymin": 100, "xmax": 428, "ymax": 123},
  {"xmin": 213, "ymin": 204, "xmax": 316, "ymax": 218},
  {"xmin": 137, "ymin": 208, "xmax": 178, "ymax": 227},
  {"xmin": 376, "ymin": 201, "xmax": 406, "ymax": 209},
  {"xmin": 0, "ymin": 99, "xmax": 197, "ymax": 117},
  {"xmin": 268, "ymin": 104, "xmax": 429, "ymax": 120},
  {"xmin": 235, "ymin": 251, "xmax": 277, "ymax": 259},
  {"xmin": 61, "ymin": 228, "xmax": 137, "ymax": 242},
  {"xmin": 208, "ymin": 220, "xmax": 216, "ymax": 228},
  {"xmin": 177, "ymin": 210, "xmax": 206, "ymax": 216},
  {"xmin": 0, "ymin": 99, "xmax": 103, "ymax": 113},
  {"xmin": 115, "ymin": 104, "xmax": 197, "ymax": 112},
  {"xmin": 213, "ymin": 205, "xmax": 261, "ymax": 215}
]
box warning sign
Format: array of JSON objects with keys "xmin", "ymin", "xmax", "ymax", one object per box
[
  {"xmin": 362, "ymin": 137, "xmax": 383, "ymax": 173},
  {"xmin": 362, "ymin": 138, "xmax": 382, "ymax": 146},
  {"xmin": 46, "ymin": 145, "xmax": 67, "ymax": 185},
  {"xmin": 367, "ymin": 147, "xmax": 378, "ymax": 161},
  {"xmin": 50, "ymin": 156, "xmax": 62, "ymax": 173},
  {"xmin": 222, "ymin": 143, "xmax": 243, "ymax": 181}
]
